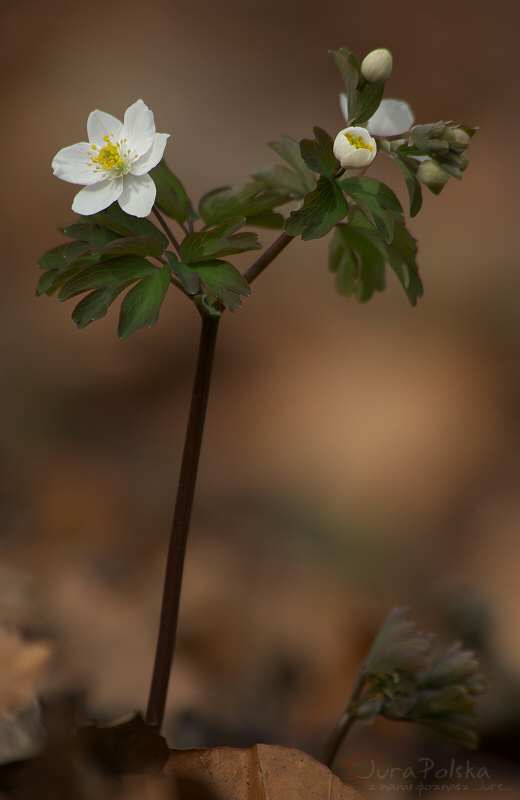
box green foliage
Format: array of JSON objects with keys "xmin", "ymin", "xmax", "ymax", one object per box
[
  {"xmin": 149, "ymin": 159, "xmax": 197, "ymax": 228},
  {"xmin": 347, "ymin": 608, "xmax": 487, "ymax": 749},
  {"xmin": 284, "ymin": 176, "xmax": 348, "ymax": 241},
  {"xmin": 118, "ymin": 261, "xmax": 172, "ymax": 338},
  {"xmin": 179, "ymin": 217, "xmax": 260, "ymax": 262},
  {"xmin": 267, "ymin": 136, "xmax": 316, "ymax": 194},
  {"xmin": 299, "ymin": 128, "xmax": 338, "ymax": 179},
  {"xmin": 167, "ymin": 252, "xmax": 250, "ymax": 313},
  {"xmin": 328, "ymin": 47, "xmax": 386, "ymax": 125},
  {"xmin": 199, "ymin": 183, "xmax": 291, "ymax": 228},
  {"xmin": 394, "ymin": 158, "xmax": 423, "ymax": 217},
  {"xmin": 339, "ymin": 176, "xmax": 404, "ymax": 243},
  {"xmin": 329, "ymin": 207, "xmax": 422, "ymax": 306},
  {"xmin": 37, "ymin": 204, "xmax": 174, "ymax": 336}
]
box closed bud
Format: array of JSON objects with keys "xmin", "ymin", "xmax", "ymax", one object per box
[
  {"xmin": 361, "ymin": 48, "xmax": 393, "ymax": 83},
  {"xmin": 417, "ymin": 159, "xmax": 450, "ymax": 192},
  {"xmin": 450, "ymin": 127, "xmax": 472, "ymax": 151}
]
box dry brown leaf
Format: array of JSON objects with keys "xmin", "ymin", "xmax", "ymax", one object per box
[{"xmin": 166, "ymin": 743, "xmax": 365, "ymax": 800}]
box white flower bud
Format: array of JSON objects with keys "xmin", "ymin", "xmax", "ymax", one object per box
[
  {"xmin": 333, "ymin": 127, "xmax": 377, "ymax": 170},
  {"xmin": 361, "ymin": 48, "xmax": 393, "ymax": 84},
  {"xmin": 417, "ymin": 159, "xmax": 449, "ymax": 191}
]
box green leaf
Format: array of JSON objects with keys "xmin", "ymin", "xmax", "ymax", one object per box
[
  {"xmin": 245, "ymin": 211, "xmax": 285, "ymax": 230},
  {"xmin": 37, "ymin": 253, "xmax": 101, "ymax": 296},
  {"xmin": 166, "ymin": 252, "xmax": 250, "ymax": 313},
  {"xmin": 58, "ymin": 255, "xmax": 155, "ymax": 301},
  {"xmin": 284, "ymin": 176, "xmax": 348, "ymax": 241},
  {"xmin": 339, "ymin": 176, "xmax": 404, "ymax": 243},
  {"xmin": 299, "ymin": 128, "xmax": 337, "ymax": 178},
  {"xmin": 329, "ymin": 207, "xmax": 422, "ymax": 305},
  {"xmin": 351, "ymin": 82, "xmax": 385, "ymax": 126},
  {"xmin": 37, "ymin": 244, "xmax": 69, "ymax": 270},
  {"xmin": 149, "ymin": 159, "xmax": 197, "ymax": 226},
  {"xmin": 267, "ymin": 136, "xmax": 316, "ymax": 193},
  {"xmin": 118, "ymin": 261, "xmax": 172, "ymax": 338},
  {"xmin": 179, "ymin": 217, "xmax": 260, "ymax": 263},
  {"xmin": 61, "ymin": 223, "xmax": 122, "ymax": 250},
  {"xmin": 79, "ymin": 203, "xmax": 169, "ymax": 249},
  {"xmin": 329, "ymin": 223, "xmax": 386, "ymax": 301},
  {"xmin": 72, "ymin": 287, "xmax": 124, "ymax": 329},
  {"xmin": 250, "ymin": 164, "xmax": 308, "ymax": 197},
  {"xmin": 199, "ymin": 184, "xmax": 290, "ymax": 227},
  {"xmin": 394, "ymin": 158, "xmax": 423, "ymax": 217},
  {"xmin": 328, "ymin": 48, "xmax": 363, "ymax": 121},
  {"xmin": 94, "ymin": 235, "xmax": 165, "ymax": 259}
]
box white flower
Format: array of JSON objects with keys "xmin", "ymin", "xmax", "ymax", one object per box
[
  {"xmin": 361, "ymin": 48, "xmax": 393, "ymax": 84},
  {"xmin": 52, "ymin": 100, "xmax": 169, "ymax": 218},
  {"xmin": 333, "ymin": 127, "xmax": 377, "ymax": 169},
  {"xmin": 340, "ymin": 94, "xmax": 414, "ymax": 138}
]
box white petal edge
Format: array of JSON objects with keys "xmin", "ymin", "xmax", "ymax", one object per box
[
  {"xmin": 132, "ymin": 133, "xmax": 170, "ymax": 176},
  {"xmin": 367, "ymin": 99, "xmax": 414, "ymax": 137},
  {"xmin": 71, "ymin": 178, "xmax": 123, "ymax": 215},
  {"xmin": 87, "ymin": 110, "xmax": 124, "ymax": 147},
  {"xmin": 118, "ymin": 173, "xmax": 156, "ymax": 217},
  {"xmin": 339, "ymin": 92, "xmax": 350, "ymax": 124},
  {"xmin": 52, "ymin": 142, "xmax": 103, "ymax": 185},
  {"xmin": 121, "ymin": 100, "xmax": 156, "ymax": 160}
]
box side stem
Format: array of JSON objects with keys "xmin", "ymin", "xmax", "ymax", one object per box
[
  {"xmin": 243, "ymin": 231, "xmax": 294, "ymax": 284},
  {"xmin": 146, "ymin": 313, "xmax": 220, "ymax": 730}
]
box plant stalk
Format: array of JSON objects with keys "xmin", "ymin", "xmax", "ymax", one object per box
[
  {"xmin": 146, "ymin": 313, "xmax": 220, "ymax": 730},
  {"xmin": 243, "ymin": 231, "xmax": 294, "ymax": 284}
]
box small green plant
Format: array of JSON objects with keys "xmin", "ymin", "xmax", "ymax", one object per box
[{"xmin": 36, "ymin": 44, "xmax": 484, "ymax": 788}]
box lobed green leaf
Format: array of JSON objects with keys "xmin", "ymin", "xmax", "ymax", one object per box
[
  {"xmin": 394, "ymin": 158, "xmax": 423, "ymax": 217},
  {"xmin": 299, "ymin": 128, "xmax": 338, "ymax": 178},
  {"xmin": 79, "ymin": 203, "xmax": 169, "ymax": 249},
  {"xmin": 267, "ymin": 136, "xmax": 316, "ymax": 193},
  {"xmin": 179, "ymin": 217, "xmax": 260, "ymax": 263},
  {"xmin": 199, "ymin": 183, "xmax": 290, "ymax": 227},
  {"xmin": 284, "ymin": 176, "xmax": 348, "ymax": 241},
  {"xmin": 149, "ymin": 160, "xmax": 197, "ymax": 226},
  {"xmin": 118, "ymin": 261, "xmax": 172, "ymax": 338}
]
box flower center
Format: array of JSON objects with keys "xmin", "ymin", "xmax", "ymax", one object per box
[
  {"xmin": 344, "ymin": 132, "xmax": 373, "ymax": 151},
  {"xmin": 89, "ymin": 134, "xmax": 137, "ymax": 179}
]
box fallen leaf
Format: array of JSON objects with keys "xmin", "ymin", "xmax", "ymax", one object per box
[{"xmin": 166, "ymin": 743, "xmax": 365, "ymax": 799}]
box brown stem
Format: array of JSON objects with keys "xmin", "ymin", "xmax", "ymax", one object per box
[
  {"xmin": 152, "ymin": 205, "xmax": 182, "ymax": 254},
  {"xmin": 146, "ymin": 313, "xmax": 220, "ymax": 730},
  {"xmin": 243, "ymin": 231, "xmax": 294, "ymax": 284}
]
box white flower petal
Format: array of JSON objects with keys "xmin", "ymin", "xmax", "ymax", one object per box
[
  {"xmin": 339, "ymin": 92, "xmax": 350, "ymax": 124},
  {"xmin": 333, "ymin": 127, "xmax": 377, "ymax": 170},
  {"xmin": 71, "ymin": 178, "xmax": 123, "ymax": 215},
  {"xmin": 367, "ymin": 99, "xmax": 414, "ymax": 137},
  {"xmin": 52, "ymin": 142, "xmax": 102, "ymax": 185},
  {"xmin": 121, "ymin": 100, "xmax": 156, "ymax": 159},
  {"xmin": 87, "ymin": 110, "xmax": 123, "ymax": 147},
  {"xmin": 132, "ymin": 133, "xmax": 170, "ymax": 176},
  {"xmin": 118, "ymin": 173, "xmax": 156, "ymax": 217}
]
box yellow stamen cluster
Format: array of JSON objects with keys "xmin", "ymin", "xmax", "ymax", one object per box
[
  {"xmin": 344, "ymin": 132, "xmax": 373, "ymax": 151},
  {"xmin": 89, "ymin": 134, "xmax": 137, "ymax": 178}
]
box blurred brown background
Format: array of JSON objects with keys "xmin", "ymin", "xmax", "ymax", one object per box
[{"xmin": 2, "ymin": 0, "xmax": 520, "ymax": 791}]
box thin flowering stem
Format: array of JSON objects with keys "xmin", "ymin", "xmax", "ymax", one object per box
[
  {"xmin": 153, "ymin": 205, "xmax": 182, "ymax": 254},
  {"xmin": 243, "ymin": 231, "xmax": 294, "ymax": 285},
  {"xmin": 320, "ymin": 667, "xmax": 366, "ymax": 768},
  {"xmin": 146, "ymin": 312, "xmax": 220, "ymax": 730}
]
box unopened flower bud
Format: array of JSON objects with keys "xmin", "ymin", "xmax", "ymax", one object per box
[
  {"xmin": 450, "ymin": 128, "xmax": 472, "ymax": 151},
  {"xmin": 417, "ymin": 159, "xmax": 450, "ymax": 191},
  {"xmin": 361, "ymin": 48, "xmax": 393, "ymax": 84},
  {"xmin": 333, "ymin": 127, "xmax": 377, "ymax": 169}
]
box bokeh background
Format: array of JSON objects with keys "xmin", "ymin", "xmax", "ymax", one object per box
[{"xmin": 2, "ymin": 0, "xmax": 520, "ymax": 794}]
